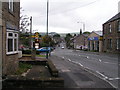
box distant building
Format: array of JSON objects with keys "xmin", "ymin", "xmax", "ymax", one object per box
[
  {"xmin": 0, "ymin": 1, "xmax": 20, "ymax": 75},
  {"xmin": 48, "ymin": 32, "xmax": 57, "ymax": 36},
  {"xmin": 103, "ymin": 12, "xmax": 120, "ymax": 53},
  {"xmin": 73, "ymin": 34, "xmax": 89, "ymax": 50},
  {"xmin": 87, "ymin": 31, "xmax": 103, "ymax": 52}
]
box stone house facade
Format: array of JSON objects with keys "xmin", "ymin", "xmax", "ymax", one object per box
[
  {"xmin": 87, "ymin": 31, "xmax": 103, "ymax": 52},
  {"xmin": 0, "ymin": 0, "xmax": 20, "ymax": 76},
  {"xmin": 103, "ymin": 12, "xmax": 120, "ymax": 53},
  {"xmin": 73, "ymin": 34, "xmax": 89, "ymax": 50}
]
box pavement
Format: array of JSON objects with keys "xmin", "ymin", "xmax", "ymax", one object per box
[{"xmin": 25, "ymin": 65, "xmax": 51, "ymax": 79}]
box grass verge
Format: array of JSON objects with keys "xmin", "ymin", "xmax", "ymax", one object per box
[{"xmin": 14, "ymin": 63, "xmax": 32, "ymax": 75}]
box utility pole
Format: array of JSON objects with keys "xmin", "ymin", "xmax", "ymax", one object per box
[
  {"xmin": 46, "ymin": 0, "xmax": 49, "ymax": 59},
  {"xmin": 30, "ymin": 16, "xmax": 32, "ymax": 49},
  {"xmin": 30, "ymin": 16, "xmax": 36, "ymax": 60}
]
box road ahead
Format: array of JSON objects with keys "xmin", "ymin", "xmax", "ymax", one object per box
[{"xmin": 50, "ymin": 45, "xmax": 119, "ymax": 89}]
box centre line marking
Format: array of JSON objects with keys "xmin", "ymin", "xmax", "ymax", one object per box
[{"xmin": 99, "ymin": 59, "xmax": 102, "ymax": 62}]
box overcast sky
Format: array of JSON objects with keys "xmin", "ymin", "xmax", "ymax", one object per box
[{"xmin": 20, "ymin": 0, "xmax": 120, "ymax": 33}]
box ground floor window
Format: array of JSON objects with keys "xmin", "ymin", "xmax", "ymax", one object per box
[
  {"xmin": 108, "ymin": 39, "xmax": 112, "ymax": 49},
  {"xmin": 6, "ymin": 31, "xmax": 18, "ymax": 54},
  {"xmin": 117, "ymin": 38, "xmax": 120, "ymax": 50}
]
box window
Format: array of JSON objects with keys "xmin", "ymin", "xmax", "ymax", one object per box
[
  {"xmin": 6, "ymin": 32, "xmax": 18, "ymax": 54},
  {"xmin": 108, "ymin": 39, "xmax": 112, "ymax": 49},
  {"xmin": 9, "ymin": 0, "xmax": 13, "ymax": 12},
  {"xmin": 109, "ymin": 24, "xmax": 112, "ymax": 33},
  {"xmin": 118, "ymin": 21, "xmax": 120, "ymax": 31},
  {"xmin": 117, "ymin": 38, "xmax": 120, "ymax": 50},
  {"xmin": 109, "ymin": 39, "xmax": 112, "ymax": 49}
]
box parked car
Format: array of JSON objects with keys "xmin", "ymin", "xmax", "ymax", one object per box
[
  {"xmin": 36, "ymin": 47, "xmax": 51, "ymax": 52},
  {"xmin": 61, "ymin": 46, "xmax": 64, "ymax": 49}
]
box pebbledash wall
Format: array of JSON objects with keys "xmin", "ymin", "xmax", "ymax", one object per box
[{"xmin": 1, "ymin": 0, "xmax": 20, "ymax": 75}]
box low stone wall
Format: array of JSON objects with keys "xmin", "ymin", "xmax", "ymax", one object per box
[
  {"xmin": 19, "ymin": 60, "xmax": 47, "ymax": 66},
  {"xmin": 2, "ymin": 57, "xmax": 64, "ymax": 88},
  {"xmin": 19, "ymin": 59, "xmax": 59, "ymax": 77},
  {"xmin": 47, "ymin": 60, "xmax": 58, "ymax": 77},
  {"xmin": 3, "ymin": 76, "xmax": 64, "ymax": 88}
]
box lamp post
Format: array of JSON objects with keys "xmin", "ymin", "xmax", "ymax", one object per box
[
  {"xmin": 77, "ymin": 21, "xmax": 85, "ymax": 49},
  {"xmin": 77, "ymin": 21, "xmax": 85, "ymax": 32}
]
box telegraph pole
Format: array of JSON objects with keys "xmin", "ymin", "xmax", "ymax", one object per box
[
  {"xmin": 30, "ymin": 16, "xmax": 32, "ymax": 49},
  {"xmin": 46, "ymin": 0, "xmax": 49, "ymax": 59},
  {"xmin": 30, "ymin": 16, "xmax": 35, "ymax": 60}
]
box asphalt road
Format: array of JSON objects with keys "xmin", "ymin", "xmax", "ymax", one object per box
[{"xmin": 50, "ymin": 45, "xmax": 119, "ymax": 89}]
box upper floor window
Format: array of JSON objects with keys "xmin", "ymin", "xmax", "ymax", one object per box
[
  {"xmin": 9, "ymin": 0, "xmax": 13, "ymax": 12},
  {"xmin": 118, "ymin": 21, "xmax": 120, "ymax": 31},
  {"xmin": 109, "ymin": 24, "xmax": 112, "ymax": 33}
]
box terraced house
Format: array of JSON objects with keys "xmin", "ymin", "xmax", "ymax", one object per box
[
  {"xmin": 0, "ymin": 0, "xmax": 20, "ymax": 76},
  {"xmin": 103, "ymin": 12, "xmax": 120, "ymax": 53}
]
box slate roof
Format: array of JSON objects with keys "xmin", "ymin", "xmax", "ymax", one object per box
[
  {"xmin": 94, "ymin": 31, "xmax": 103, "ymax": 36},
  {"xmin": 104, "ymin": 12, "xmax": 120, "ymax": 24}
]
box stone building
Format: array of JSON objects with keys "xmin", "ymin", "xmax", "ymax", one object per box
[
  {"xmin": 0, "ymin": 0, "xmax": 20, "ymax": 76},
  {"xmin": 103, "ymin": 12, "xmax": 120, "ymax": 53},
  {"xmin": 87, "ymin": 31, "xmax": 103, "ymax": 52},
  {"xmin": 73, "ymin": 34, "xmax": 89, "ymax": 50}
]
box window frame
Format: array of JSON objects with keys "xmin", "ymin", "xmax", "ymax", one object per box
[
  {"xmin": 6, "ymin": 31, "xmax": 18, "ymax": 55},
  {"xmin": 9, "ymin": 0, "xmax": 14, "ymax": 12},
  {"xmin": 109, "ymin": 24, "xmax": 112, "ymax": 33},
  {"xmin": 117, "ymin": 38, "xmax": 120, "ymax": 50},
  {"xmin": 118, "ymin": 21, "xmax": 120, "ymax": 32}
]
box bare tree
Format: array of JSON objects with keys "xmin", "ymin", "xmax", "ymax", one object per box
[{"xmin": 20, "ymin": 7, "xmax": 30, "ymax": 33}]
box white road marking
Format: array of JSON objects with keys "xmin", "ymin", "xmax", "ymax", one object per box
[
  {"xmin": 68, "ymin": 58, "xmax": 71, "ymax": 61},
  {"xmin": 104, "ymin": 62, "xmax": 110, "ymax": 64},
  {"xmin": 79, "ymin": 54, "xmax": 89, "ymax": 59},
  {"xmin": 67, "ymin": 58, "xmax": 84, "ymax": 67},
  {"xmin": 108, "ymin": 77, "xmax": 120, "ymax": 81},
  {"xmin": 78, "ymin": 63, "xmax": 83, "ymax": 67},
  {"xmin": 62, "ymin": 57, "xmax": 65, "ymax": 59},
  {"xmin": 103, "ymin": 62, "xmax": 116, "ymax": 65},
  {"xmin": 99, "ymin": 59, "xmax": 102, "ymax": 62},
  {"xmin": 61, "ymin": 69, "xmax": 70, "ymax": 72},
  {"xmin": 96, "ymin": 71, "xmax": 108, "ymax": 80},
  {"xmin": 85, "ymin": 67, "xmax": 91, "ymax": 70},
  {"xmin": 86, "ymin": 56, "xmax": 89, "ymax": 59}
]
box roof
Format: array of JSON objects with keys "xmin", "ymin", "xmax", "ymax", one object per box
[
  {"xmin": 73, "ymin": 33, "xmax": 89, "ymax": 40},
  {"xmin": 104, "ymin": 12, "xmax": 120, "ymax": 24},
  {"xmin": 94, "ymin": 31, "xmax": 103, "ymax": 36},
  {"xmin": 83, "ymin": 34, "xmax": 89, "ymax": 37}
]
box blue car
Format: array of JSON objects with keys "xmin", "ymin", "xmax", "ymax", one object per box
[{"xmin": 36, "ymin": 47, "xmax": 51, "ymax": 52}]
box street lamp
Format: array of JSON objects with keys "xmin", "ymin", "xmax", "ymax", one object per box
[
  {"xmin": 77, "ymin": 21, "xmax": 85, "ymax": 32},
  {"xmin": 77, "ymin": 21, "xmax": 85, "ymax": 49}
]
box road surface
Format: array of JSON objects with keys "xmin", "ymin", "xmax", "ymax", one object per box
[{"xmin": 50, "ymin": 45, "xmax": 119, "ymax": 89}]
